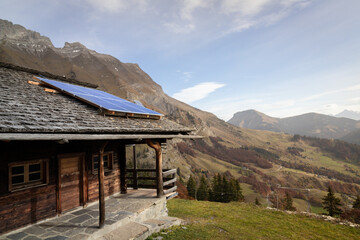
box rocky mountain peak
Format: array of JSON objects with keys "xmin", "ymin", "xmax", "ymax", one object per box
[
  {"xmin": 0, "ymin": 19, "xmax": 53, "ymax": 48},
  {"xmin": 63, "ymin": 42, "xmax": 87, "ymax": 50}
]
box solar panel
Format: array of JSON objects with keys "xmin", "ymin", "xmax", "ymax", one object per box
[{"xmin": 37, "ymin": 77, "xmax": 163, "ymax": 118}]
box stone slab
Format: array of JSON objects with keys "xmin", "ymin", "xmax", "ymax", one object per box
[{"xmin": 97, "ymin": 222, "xmax": 148, "ymax": 240}]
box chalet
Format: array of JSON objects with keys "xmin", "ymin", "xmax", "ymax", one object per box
[{"xmin": 0, "ymin": 63, "xmax": 197, "ymax": 234}]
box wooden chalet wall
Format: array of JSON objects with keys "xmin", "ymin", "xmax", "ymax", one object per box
[{"xmin": 0, "ymin": 140, "xmax": 125, "ymax": 234}]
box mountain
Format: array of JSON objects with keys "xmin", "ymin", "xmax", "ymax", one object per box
[
  {"xmin": 341, "ymin": 129, "xmax": 360, "ymax": 145},
  {"xmin": 2, "ymin": 19, "xmax": 360, "ymax": 211},
  {"xmin": 335, "ymin": 110, "xmax": 360, "ymax": 121},
  {"xmin": 227, "ymin": 109, "xmax": 282, "ymax": 132},
  {"xmin": 228, "ymin": 110, "xmax": 360, "ymax": 139}
]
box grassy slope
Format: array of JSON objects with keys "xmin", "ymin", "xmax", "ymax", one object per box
[{"xmin": 149, "ymin": 199, "xmax": 360, "ymax": 240}]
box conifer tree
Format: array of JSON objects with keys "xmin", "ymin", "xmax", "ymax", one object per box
[
  {"xmin": 197, "ymin": 175, "xmax": 209, "ymax": 201},
  {"xmin": 186, "ymin": 175, "xmax": 197, "ymax": 199},
  {"xmin": 283, "ymin": 192, "xmax": 296, "ymax": 211},
  {"xmin": 353, "ymin": 195, "xmax": 360, "ymax": 209},
  {"xmin": 322, "ymin": 187, "xmax": 342, "ymax": 216},
  {"xmin": 212, "ymin": 174, "xmax": 223, "ymax": 202},
  {"xmin": 234, "ymin": 179, "xmax": 244, "ymax": 201},
  {"xmin": 222, "ymin": 175, "xmax": 230, "ymax": 202},
  {"xmin": 255, "ymin": 197, "xmax": 261, "ymax": 206}
]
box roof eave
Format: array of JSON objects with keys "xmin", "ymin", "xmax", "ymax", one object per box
[{"xmin": 0, "ymin": 133, "xmax": 203, "ymax": 141}]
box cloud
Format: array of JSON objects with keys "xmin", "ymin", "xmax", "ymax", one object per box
[
  {"xmin": 86, "ymin": 0, "xmax": 127, "ymax": 13},
  {"xmin": 181, "ymin": 71, "xmax": 193, "ymax": 82},
  {"xmin": 85, "ymin": 0, "xmax": 149, "ymax": 13},
  {"xmin": 163, "ymin": 0, "xmax": 311, "ymax": 37},
  {"xmin": 172, "ymin": 82, "xmax": 225, "ymax": 103},
  {"xmin": 163, "ymin": 22, "xmax": 195, "ymax": 34},
  {"xmin": 303, "ymin": 83, "xmax": 360, "ymax": 101},
  {"xmin": 221, "ymin": 0, "xmax": 272, "ymax": 16},
  {"xmin": 221, "ymin": 0, "xmax": 311, "ymax": 35},
  {"xmin": 180, "ymin": 0, "xmax": 212, "ymax": 20}
]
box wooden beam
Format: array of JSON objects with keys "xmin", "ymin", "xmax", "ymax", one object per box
[
  {"xmin": 98, "ymin": 141, "xmax": 108, "ymax": 229},
  {"xmin": 44, "ymin": 88, "xmax": 59, "ymax": 93},
  {"xmin": 163, "ymin": 177, "xmax": 177, "ymax": 187},
  {"xmin": 81, "ymin": 153, "xmax": 88, "ymax": 207},
  {"xmin": 119, "ymin": 143, "xmax": 127, "ymax": 194},
  {"xmin": 163, "ymin": 169, "xmax": 176, "ymax": 177},
  {"xmin": 0, "ymin": 133, "xmax": 202, "ymax": 141},
  {"xmin": 163, "ymin": 186, "xmax": 177, "ymax": 195},
  {"xmin": 146, "ymin": 140, "xmax": 164, "ymax": 198},
  {"xmin": 28, "ymin": 80, "xmax": 40, "ymax": 85},
  {"xmin": 132, "ymin": 145, "xmax": 138, "ymax": 190},
  {"xmin": 56, "ymin": 156, "xmax": 61, "ymax": 215}
]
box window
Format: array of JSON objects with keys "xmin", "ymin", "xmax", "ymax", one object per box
[
  {"xmin": 92, "ymin": 152, "xmax": 113, "ymax": 174},
  {"xmin": 8, "ymin": 159, "xmax": 49, "ymax": 191}
]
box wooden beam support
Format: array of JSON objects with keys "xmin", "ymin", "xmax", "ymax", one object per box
[
  {"xmin": 98, "ymin": 141, "xmax": 108, "ymax": 229},
  {"xmin": 119, "ymin": 143, "xmax": 127, "ymax": 194},
  {"xmin": 133, "ymin": 145, "xmax": 138, "ymax": 190},
  {"xmin": 146, "ymin": 140, "xmax": 164, "ymax": 198},
  {"xmin": 56, "ymin": 155, "xmax": 61, "ymax": 215}
]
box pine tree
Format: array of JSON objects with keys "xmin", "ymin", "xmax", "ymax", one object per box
[
  {"xmin": 322, "ymin": 187, "xmax": 342, "ymax": 216},
  {"xmin": 197, "ymin": 175, "xmax": 209, "ymax": 201},
  {"xmin": 186, "ymin": 175, "xmax": 197, "ymax": 199},
  {"xmin": 255, "ymin": 197, "xmax": 261, "ymax": 206},
  {"xmin": 212, "ymin": 174, "xmax": 223, "ymax": 202},
  {"xmin": 283, "ymin": 192, "xmax": 296, "ymax": 211},
  {"xmin": 222, "ymin": 175, "xmax": 230, "ymax": 203},
  {"xmin": 353, "ymin": 195, "xmax": 360, "ymax": 209}
]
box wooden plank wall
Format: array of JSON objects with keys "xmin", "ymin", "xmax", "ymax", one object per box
[
  {"xmin": 87, "ymin": 151, "xmax": 121, "ymax": 202},
  {"xmin": 0, "ymin": 185, "xmax": 57, "ymax": 233},
  {"xmin": 0, "ymin": 140, "xmax": 124, "ymax": 234}
]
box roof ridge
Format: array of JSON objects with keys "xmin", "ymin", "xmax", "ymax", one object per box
[{"xmin": 0, "ymin": 61, "xmax": 98, "ymax": 88}]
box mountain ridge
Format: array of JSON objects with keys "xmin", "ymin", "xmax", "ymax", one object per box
[{"xmin": 228, "ymin": 109, "xmax": 360, "ymax": 139}]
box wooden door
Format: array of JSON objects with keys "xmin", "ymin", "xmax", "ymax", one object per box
[{"xmin": 59, "ymin": 154, "xmax": 83, "ymax": 212}]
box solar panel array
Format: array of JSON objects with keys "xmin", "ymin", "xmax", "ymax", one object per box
[{"xmin": 38, "ymin": 77, "xmax": 163, "ymax": 118}]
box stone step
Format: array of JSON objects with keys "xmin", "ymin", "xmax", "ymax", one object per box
[
  {"xmin": 96, "ymin": 217, "xmax": 183, "ymax": 240},
  {"xmin": 97, "ymin": 222, "xmax": 148, "ymax": 240}
]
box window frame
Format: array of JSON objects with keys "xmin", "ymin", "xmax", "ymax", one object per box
[
  {"xmin": 92, "ymin": 151, "xmax": 114, "ymax": 174},
  {"xmin": 8, "ymin": 159, "xmax": 49, "ymax": 192}
]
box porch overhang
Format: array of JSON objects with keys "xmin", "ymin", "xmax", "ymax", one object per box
[{"xmin": 0, "ymin": 133, "xmax": 202, "ymax": 141}]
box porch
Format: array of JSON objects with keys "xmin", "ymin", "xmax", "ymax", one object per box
[{"xmin": 0, "ymin": 189, "xmax": 181, "ymax": 240}]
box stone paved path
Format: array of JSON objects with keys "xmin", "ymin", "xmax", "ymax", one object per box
[{"xmin": 0, "ymin": 189, "xmax": 174, "ymax": 240}]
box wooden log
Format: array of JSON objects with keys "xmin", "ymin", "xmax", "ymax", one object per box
[
  {"xmin": 133, "ymin": 145, "xmax": 138, "ymax": 190},
  {"xmin": 163, "ymin": 177, "xmax": 177, "ymax": 187},
  {"xmin": 81, "ymin": 154, "xmax": 87, "ymax": 207},
  {"xmin": 119, "ymin": 144, "xmax": 127, "ymax": 194},
  {"xmin": 56, "ymin": 156, "xmax": 61, "ymax": 215},
  {"xmin": 98, "ymin": 142, "xmax": 108, "ymax": 229},
  {"xmin": 163, "ymin": 186, "xmax": 177, "ymax": 195},
  {"xmin": 163, "ymin": 169, "xmax": 176, "ymax": 177},
  {"xmin": 146, "ymin": 140, "xmax": 164, "ymax": 198}
]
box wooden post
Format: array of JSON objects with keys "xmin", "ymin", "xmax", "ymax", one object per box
[
  {"xmin": 119, "ymin": 143, "xmax": 127, "ymax": 194},
  {"xmin": 56, "ymin": 156, "xmax": 61, "ymax": 215},
  {"xmin": 98, "ymin": 142, "xmax": 108, "ymax": 229},
  {"xmin": 133, "ymin": 145, "xmax": 138, "ymax": 190},
  {"xmin": 81, "ymin": 154, "xmax": 87, "ymax": 207},
  {"xmin": 146, "ymin": 140, "xmax": 163, "ymax": 198}
]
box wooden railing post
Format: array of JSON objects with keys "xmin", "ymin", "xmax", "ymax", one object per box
[
  {"xmin": 119, "ymin": 143, "xmax": 127, "ymax": 194},
  {"xmin": 146, "ymin": 140, "xmax": 164, "ymax": 198},
  {"xmin": 133, "ymin": 145, "xmax": 138, "ymax": 190}
]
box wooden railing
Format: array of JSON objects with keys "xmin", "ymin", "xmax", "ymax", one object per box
[{"xmin": 126, "ymin": 168, "xmax": 177, "ymax": 199}]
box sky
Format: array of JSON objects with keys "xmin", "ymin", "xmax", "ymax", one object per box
[{"xmin": 1, "ymin": 0, "xmax": 360, "ymax": 120}]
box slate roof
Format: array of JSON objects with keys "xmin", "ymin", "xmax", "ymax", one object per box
[{"xmin": 0, "ymin": 64, "xmax": 192, "ymax": 135}]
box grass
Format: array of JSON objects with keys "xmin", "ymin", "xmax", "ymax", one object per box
[{"xmin": 148, "ymin": 199, "xmax": 360, "ymax": 240}]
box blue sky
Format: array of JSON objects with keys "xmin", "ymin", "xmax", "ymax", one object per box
[{"xmin": 1, "ymin": 0, "xmax": 360, "ymax": 120}]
